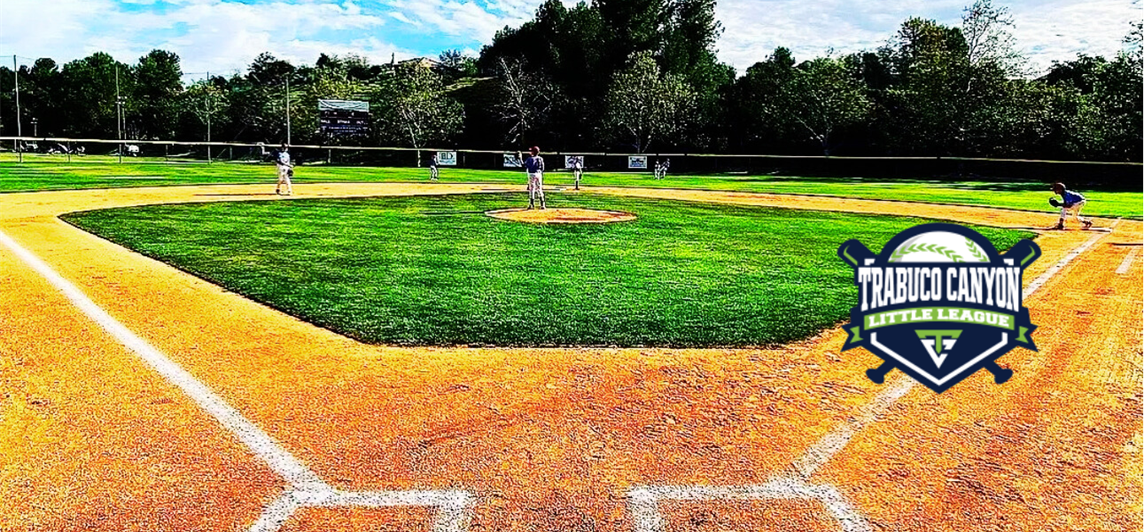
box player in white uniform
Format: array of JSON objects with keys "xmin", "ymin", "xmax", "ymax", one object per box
[
  {"xmin": 571, "ymin": 156, "xmax": 583, "ymax": 190},
  {"xmin": 523, "ymin": 146, "xmax": 546, "ymax": 210},
  {"xmin": 429, "ymin": 153, "xmax": 439, "ymax": 181},
  {"xmin": 275, "ymin": 144, "xmax": 293, "ymax": 196}
]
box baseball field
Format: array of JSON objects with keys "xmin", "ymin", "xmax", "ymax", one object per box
[{"xmin": 1, "ymin": 164, "xmax": 1140, "ymax": 532}]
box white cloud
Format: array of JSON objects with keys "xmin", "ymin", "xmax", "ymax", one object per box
[
  {"xmin": 713, "ymin": 0, "xmax": 1140, "ymax": 73},
  {"xmin": 0, "ymin": 0, "xmax": 113, "ymax": 65},
  {"xmin": 0, "ymin": 0, "xmax": 398, "ymax": 73},
  {"xmin": 384, "ymin": 0, "xmax": 533, "ymax": 41},
  {"xmin": 1010, "ymin": 0, "xmax": 1140, "ymax": 73},
  {"xmin": 381, "ymin": 0, "xmax": 586, "ymax": 44},
  {"xmin": 0, "ymin": 0, "xmax": 1137, "ymax": 76}
]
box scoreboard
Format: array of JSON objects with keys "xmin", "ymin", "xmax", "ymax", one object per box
[{"xmin": 319, "ymin": 100, "xmax": 370, "ymax": 136}]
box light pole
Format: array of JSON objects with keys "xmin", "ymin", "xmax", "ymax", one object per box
[
  {"xmin": 31, "ymin": 117, "xmax": 37, "ymax": 137},
  {"xmin": 285, "ymin": 76, "xmax": 291, "ymax": 146},
  {"xmin": 13, "ymin": 55, "xmax": 22, "ymax": 162},
  {"xmin": 115, "ymin": 66, "xmax": 123, "ymax": 163},
  {"xmin": 206, "ymin": 72, "xmax": 212, "ymax": 163}
]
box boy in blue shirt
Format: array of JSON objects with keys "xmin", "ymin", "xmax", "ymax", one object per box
[{"xmin": 1051, "ymin": 182, "xmax": 1092, "ymax": 230}]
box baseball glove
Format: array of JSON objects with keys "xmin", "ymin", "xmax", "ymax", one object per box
[{"xmin": 1049, "ymin": 198, "xmax": 1062, "ymax": 208}]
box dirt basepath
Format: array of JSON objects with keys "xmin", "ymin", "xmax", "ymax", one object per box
[{"xmin": 1, "ymin": 183, "xmax": 1139, "ymax": 532}]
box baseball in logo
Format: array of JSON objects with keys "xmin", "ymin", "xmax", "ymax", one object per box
[{"xmin": 837, "ymin": 223, "xmax": 1041, "ymax": 393}]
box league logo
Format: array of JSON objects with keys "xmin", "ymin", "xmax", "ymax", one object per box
[{"xmin": 837, "ymin": 223, "xmax": 1040, "ymax": 393}]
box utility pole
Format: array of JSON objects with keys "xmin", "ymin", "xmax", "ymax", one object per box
[
  {"xmin": 115, "ymin": 65, "xmax": 123, "ymax": 163},
  {"xmin": 14, "ymin": 55, "xmax": 23, "ymax": 162},
  {"xmin": 206, "ymin": 72, "xmax": 212, "ymax": 164},
  {"xmin": 285, "ymin": 76, "xmax": 291, "ymax": 146}
]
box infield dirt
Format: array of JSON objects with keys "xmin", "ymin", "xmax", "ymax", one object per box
[
  {"xmin": 485, "ymin": 207, "xmax": 637, "ymax": 224},
  {"xmin": 1, "ymin": 182, "xmax": 1139, "ymax": 532}
]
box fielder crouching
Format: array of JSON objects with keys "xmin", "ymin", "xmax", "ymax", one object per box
[{"xmin": 1050, "ymin": 182, "xmax": 1091, "ymax": 230}]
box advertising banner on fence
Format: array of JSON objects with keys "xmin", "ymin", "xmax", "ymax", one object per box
[
  {"xmin": 437, "ymin": 151, "xmax": 457, "ymax": 166},
  {"xmin": 504, "ymin": 153, "xmax": 523, "ymax": 168},
  {"xmin": 628, "ymin": 155, "xmax": 648, "ymax": 169}
]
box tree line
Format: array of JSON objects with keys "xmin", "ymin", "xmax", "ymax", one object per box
[{"xmin": 0, "ymin": 0, "xmax": 1139, "ymax": 161}]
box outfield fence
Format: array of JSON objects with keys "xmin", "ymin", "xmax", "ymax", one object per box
[{"xmin": 1, "ymin": 137, "xmax": 1139, "ymax": 186}]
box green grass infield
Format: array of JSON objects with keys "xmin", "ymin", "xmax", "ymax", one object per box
[{"xmin": 62, "ymin": 193, "xmax": 1034, "ymax": 347}]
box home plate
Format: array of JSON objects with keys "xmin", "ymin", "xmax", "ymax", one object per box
[{"xmin": 485, "ymin": 208, "xmax": 636, "ymax": 224}]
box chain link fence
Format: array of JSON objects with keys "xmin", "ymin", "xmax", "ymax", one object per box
[{"xmin": 1, "ymin": 137, "xmax": 1139, "ymax": 186}]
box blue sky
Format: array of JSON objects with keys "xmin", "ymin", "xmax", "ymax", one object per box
[{"xmin": 0, "ymin": 0, "xmax": 1138, "ymax": 77}]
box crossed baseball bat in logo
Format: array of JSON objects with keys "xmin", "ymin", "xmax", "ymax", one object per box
[{"xmin": 866, "ymin": 355, "xmax": 1012, "ymax": 384}]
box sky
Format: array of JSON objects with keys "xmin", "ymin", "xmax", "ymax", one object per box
[{"xmin": 0, "ymin": 0, "xmax": 1139, "ymax": 78}]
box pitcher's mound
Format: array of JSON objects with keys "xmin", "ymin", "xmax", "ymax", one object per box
[{"xmin": 486, "ymin": 208, "xmax": 636, "ymax": 224}]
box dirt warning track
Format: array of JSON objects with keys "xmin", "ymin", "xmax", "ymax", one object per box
[{"xmin": 1, "ymin": 183, "xmax": 1139, "ymax": 532}]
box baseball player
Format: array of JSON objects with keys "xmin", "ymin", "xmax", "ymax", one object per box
[
  {"xmin": 660, "ymin": 158, "xmax": 671, "ymax": 179},
  {"xmin": 522, "ymin": 146, "xmax": 546, "ymax": 210},
  {"xmin": 429, "ymin": 153, "xmax": 439, "ymax": 181},
  {"xmin": 275, "ymin": 143, "xmax": 293, "ymax": 196},
  {"xmin": 1050, "ymin": 182, "xmax": 1092, "ymax": 230},
  {"xmin": 571, "ymin": 156, "xmax": 584, "ymax": 190}
]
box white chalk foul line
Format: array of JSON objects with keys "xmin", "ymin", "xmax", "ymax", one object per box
[
  {"xmin": 1116, "ymin": 247, "xmax": 1137, "ymax": 275},
  {"xmin": 0, "ymin": 228, "xmax": 473, "ymax": 531},
  {"xmin": 791, "ymin": 377, "xmax": 915, "ymax": 479},
  {"xmin": 1024, "ymin": 227, "xmax": 1113, "ymax": 296},
  {"xmin": 795, "ymin": 224, "xmax": 1113, "ymax": 479},
  {"xmin": 631, "ymin": 224, "xmax": 1115, "ymax": 531}
]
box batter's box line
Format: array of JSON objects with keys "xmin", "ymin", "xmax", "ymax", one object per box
[
  {"xmin": 0, "ymin": 229, "xmax": 477, "ymax": 532},
  {"xmin": 249, "ymin": 488, "xmax": 474, "ymax": 532},
  {"xmin": 628, "ymin": 479, "xmax": 872, "ymax": 532}
]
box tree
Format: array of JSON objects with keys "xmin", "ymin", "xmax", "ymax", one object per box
[
  {"xmin": 1086, "ymin": 52, "xmax": 1143, "ymax": 160},
  {"xmin": 438, "ymin": 49, "xmax": 477, "ymax": 81},
  {"xmin": 596, "ymin": 0, "xmax": 670, "ymax": 73},
  {"xmin": 737, "ymin": 50, "xmax": 871, "ymax": 155},
  {"xmin": 662, "ymin": 0, "xmax": 735, "ymax": 150},
  {"xmin": 1126, "ymin": 19, "xmax": 1143, "ymax": 67},
  {"xmin": 184, "ymin": 78, "xmax": 227, "ymax": 143},
  {"xmin": 133, "ymin": 50, "xmax": 184, "ymax": 139},
  {"xmin": 492, "ymin": 57, "xmax": 559, "ymax": 145},
  {"xmin": 881, "ymin": 18, "xmax": 972, "ymax": 155},
  {"xmin": 59, "ymin": 52, "xmax": 135, "ymax": 139},
  {"xmin": 1044, "ymin": 55, "xmax": 1107, "ymax": 93},
  {"xmin": 602, "ymin": 51, "xmax": 694, "ymax": 152},
  {"xmin": 961, "ymin": 0, "xmax": 1024, "ymax": 79},
  {"xmin": 22, "ymin": 58, "xmax": 63, "ymax": 137},
  {"xmin": 370, "ymin": 64, "xmax": 464, "ymax": 152},
  {"xmin": 230, "ymin": 53, "xmax": 298, "ymax": 143}
]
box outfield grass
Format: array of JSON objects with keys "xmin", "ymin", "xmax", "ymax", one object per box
[
  {"xmin": 3, "ymin": 161, "xmax": 1141, "ymax": 218},
  {"xmin": 63, "ymin": 193, "xmax": 1033, "ymax": 347}
]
